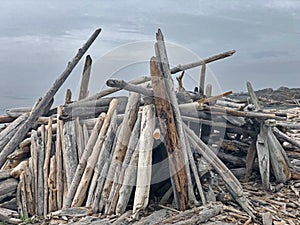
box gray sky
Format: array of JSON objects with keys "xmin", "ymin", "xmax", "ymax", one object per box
[{"xmin": 0, "ymin": 0, "xmax": 300, "ymax": 113}]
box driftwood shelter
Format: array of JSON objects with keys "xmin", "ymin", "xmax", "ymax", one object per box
[{"xmin": 0, "ymin": 28, "xmax": 300, "ymax": 224}]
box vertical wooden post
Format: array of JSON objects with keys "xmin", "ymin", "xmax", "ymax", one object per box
[
  {"xmin": 150, "ymin": 56, "xmax": 188, "ymax": 211},
  {"xmin": 78, "ymin": 55, "xmax": 92, "ymax": 100}
]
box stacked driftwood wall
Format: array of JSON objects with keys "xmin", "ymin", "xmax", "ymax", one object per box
[{"xmin": 0, "ymin": 28, "xmax": 300, "ymax": 224}]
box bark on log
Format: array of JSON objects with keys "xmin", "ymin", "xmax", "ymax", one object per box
[
  {"xmin": 0, "ymin": 115, "xmax": 15, "ymax": 124},
  {"xmin": 78, "ymin": 55, "xmax": 92, "ymax": 100},
  {"xmin": 132, "ymin": 104, "xmax": 155, "ymax": 217},
  {"xmin": 150, "ymin": 54, "xmax": 188, "ymax": 211},
  {"xmin": 99, "ymin": 92, "xmax": 140, "ymax": 212},
  {"xmin": 0, "ymin": 28, "xmax": 101, "ymax": 168},
  {"xmin": 72, "ymin": 99, "xmax": 118, "ymax": 207},
  {"xmin": 63, "ymin": 113, "xmax": 105, "ymax": 208},
  {"xmin": 105, "ymin": 114, "xmax": 141, "ymax": 214},
  {"xmin": 256, "ymin": 124, "xmax": 270, "ymax": 190}
]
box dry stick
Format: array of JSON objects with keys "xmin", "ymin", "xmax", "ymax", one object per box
[
  {"xmin": 78, "ymin": 55, "xmax": 92, "ymax": 100},
  {"xmin": 183, "ymin": 123, "xmax": 255, "ymax": 218},
  {"xmin": 170, "ymin": 50, "xmax": 236, "ymax": 74},
  {"xmin": 185, "ymin": 138, "xmax": 206, "ymax": 205},
  {"xmin": 0, "ymin": 28, "xmax": 101, "ymax": 168},
  {"xmin": 199, "ymin": 63, "xmax": 206, "ymax": 95},
  {"xmin": 246, "ymin": 81, "xmax": 262, "ymax": 111},
  {"xmin": 43, "ymin": 117, "xmax": 52, "ymax": 215},
  {"xmin": 63, "ymin": 120, "xmax": 78, "ymax": 189},
  {"xmin": 0, "ymin": 113, "xmax": 29, "ymax": 153},
  {"xmin": 82, "ymin": 123, "xmax": 89, "ymax": 146},
  {"xmin": 273, "ymin": 127, "xmax": 300, "ymax": 149},
  {"xmin": 99, "ymin": 92, "xmax": 140, "ymax": 212},
  {"xmin": 72, "ymin": 99, "xmax": 118, "ymax": 207},
  {"xmin": 155, "ymin": 29, "xmax": 189, "ymax": 210},
  {"xmin": 85, "ymin": 111, "xmax": 118, "ymax": 208},
  {"xmin": 63, "ymin": 113, "xmax": 105, "ymax": 208},
  {"xmin": 256, "ymin": 123, "xmax": 270, "ymax": 190},
  {"xmin": 106, "ymin": 79, "xmax": 153, "ymax": 96},
  {"xmin": 105, "ymin": 114, "xmax": 141, "ymax": 214},
  {"xmin": 56, "ymin": 106, "xmax": 64, "ymax": 209},
  {"xmin": 132, "ymin": 105, "xmax": 155, "ymax": 217},
  {"xmin": 150, "ymin": 56, "xmax": 187, "ymax": 211}
]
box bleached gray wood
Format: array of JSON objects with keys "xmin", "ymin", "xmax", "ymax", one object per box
[
  {"xmin": 0, "ymin": 28, "xmax": 101, "ymax": 168},
  {"xmin": 273, "ymin": 127, "xmax": 300, "ymax": 149},
  {"xmin": 78, "ymin": 55, "xmax": 92, "ymax": 100},
  {"xmin": 63, "ymin": 121, "xmax": 78, "ymax": 189},
  {"xmin": 86, "ymin": 111, "xmax": 118, "ymax": 207},
  {"xmin": 105, "ymin": 114, "xmax": 141, "ymax": 214},
  {"xmin": 246, "ymin": 81, "xmax": 262, "ymax": 111},
  {"xmin": 267, "ymin": 127, "xmax": 291, "ymax": 183},
  {"xmin": 99, "ymin": 92, "xmax": 140, "ymax": 212},
  {"xmin": 72, "ymin": 99, "xmax": 118, "ymax": 207},
  {"xmin": 75, "ymin": 117, "xmax": 84, "ymax": 159},
  {"xmin": 170, "ymin": 50, "xmax": 236, "ymax": 74},
  {"xmin": 184, "ymin": 123, "xmax": 255, "ymax": 218},
  {"xmin": 63, "ymin": 113, "xmax": 105, "ymax": 208},
  {"xmin": 36, "ymin": 135, "xmax": 45, "ymax": 215},
  {"xmin": 132, "ymin": 104, "xmax": 155, "ymax": 217},
  {"xmin": 256, "ymin": 124, "xmax": 270, "ymax": 190},
  {"xmin": 106, "ymin": 79, "xmax": 153, "ymax": 96}
]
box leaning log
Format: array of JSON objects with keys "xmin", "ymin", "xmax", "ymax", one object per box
[
  {"xmin": 99, "ymin": 92, "xmax": 140, "ymax": 212},
  {"xmin": 78, "ymin": 55, "xmax": 92, "ymax": 100},
  {"xmin": 72, "ymin": 99, "xmax": 118, "ymax": 207},
  {"xmin": 0, "ymin": 28, "xmax": 101, "ymax": 168},
  {"xmin": 63, "ymin": 113, "xmax": 105, "ymax": 208}
]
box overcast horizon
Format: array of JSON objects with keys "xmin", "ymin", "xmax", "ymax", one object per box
[{"xmin": 1, "ymin": 0, "xmax": 300, "ymax": 113}]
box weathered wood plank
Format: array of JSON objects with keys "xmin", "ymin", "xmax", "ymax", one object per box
[{"xmin": 78, "ymin": 55, "xmax": 92, "ymax": 100}]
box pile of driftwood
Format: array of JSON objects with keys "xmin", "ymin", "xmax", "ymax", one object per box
[{"xmin": 0, "ymin": 28, "xmax": 300, "ymax": 224}]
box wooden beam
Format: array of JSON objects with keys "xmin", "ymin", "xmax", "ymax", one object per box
[{"xmin": 78, "ymin": 55, "xmax": 92, "ymax": 100}]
